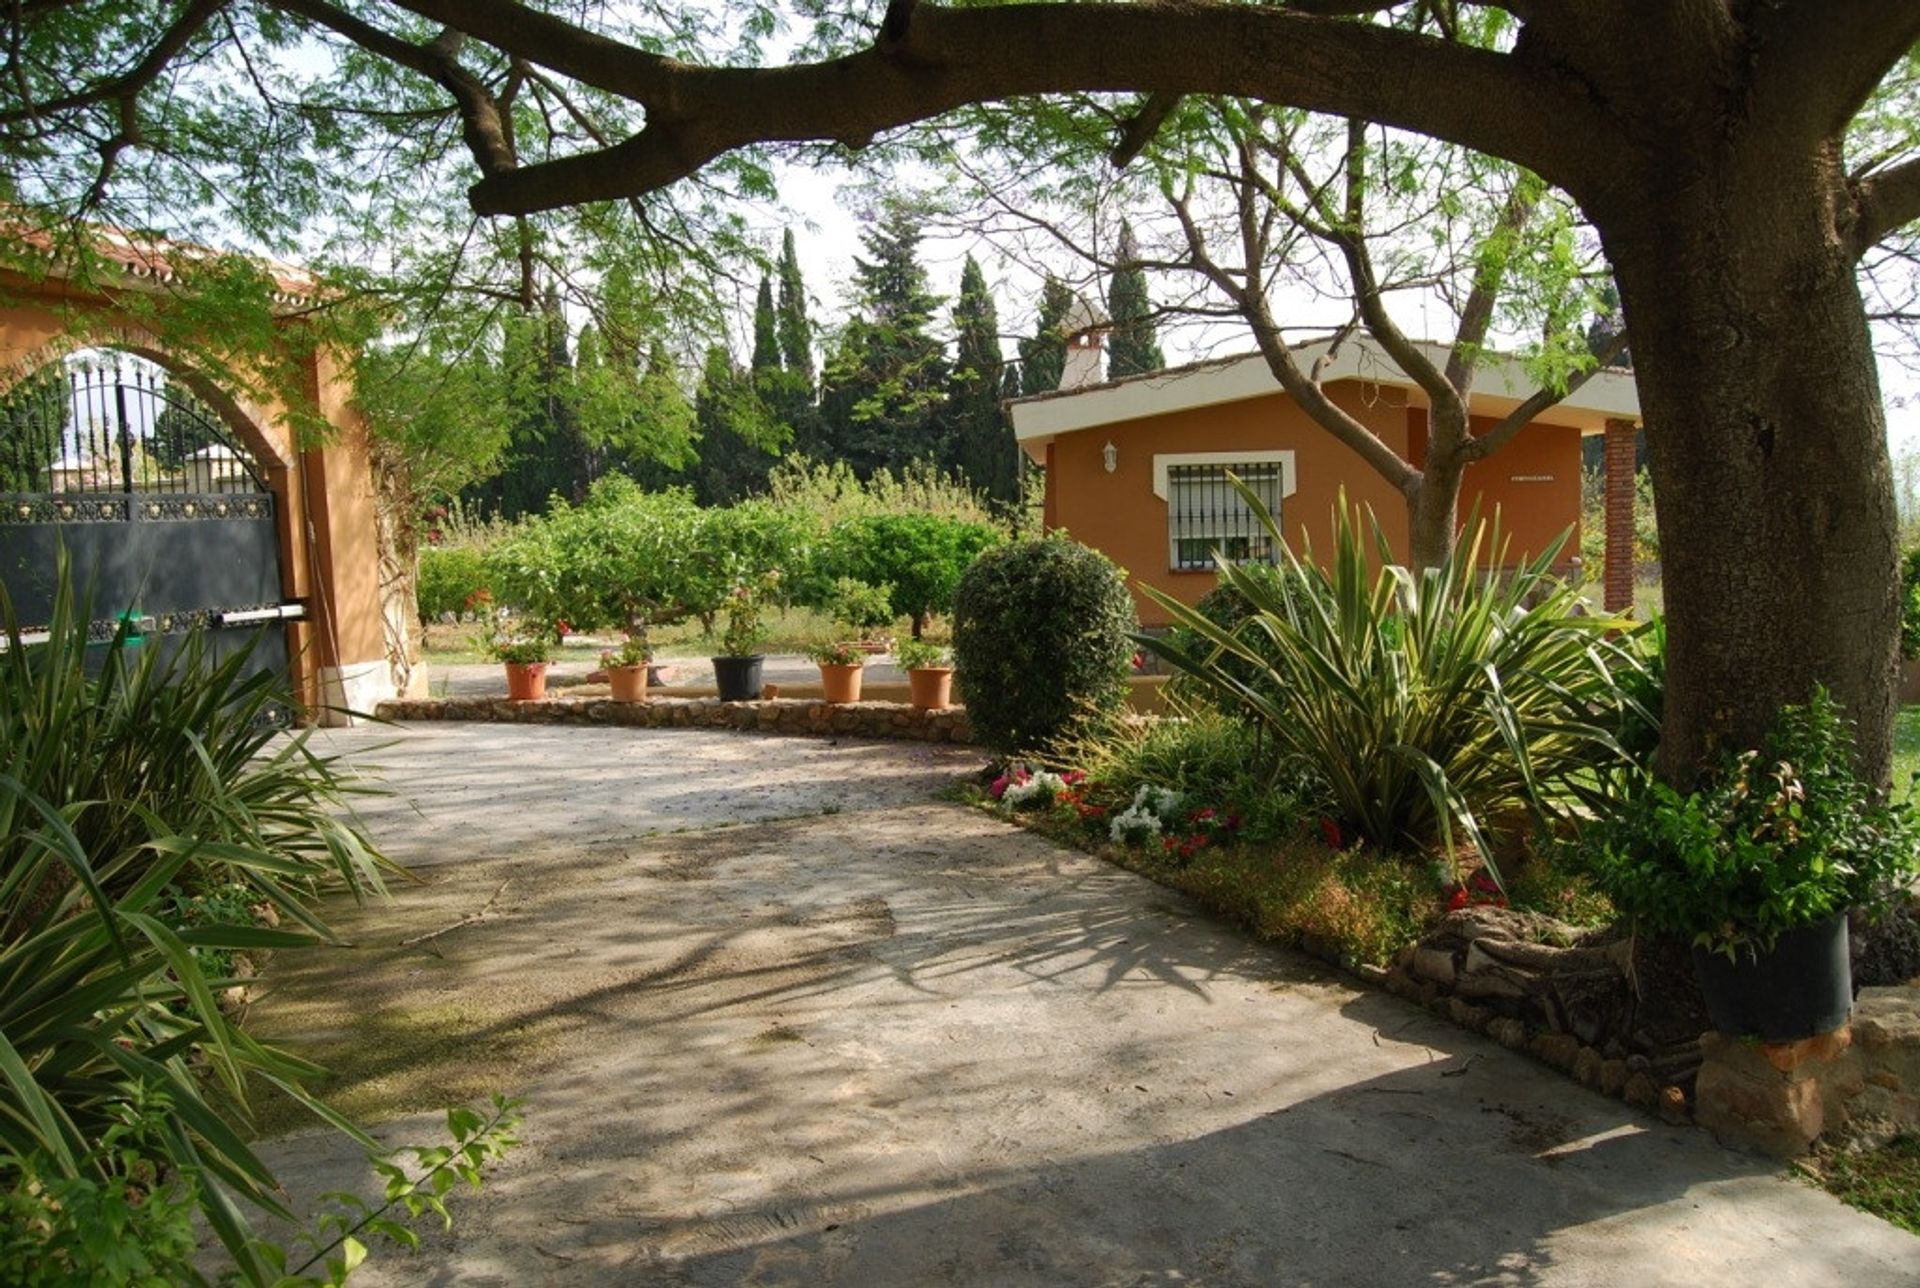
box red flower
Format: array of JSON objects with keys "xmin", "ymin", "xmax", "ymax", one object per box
[
  {"xmin": 1062, "ymin": 769, "xmax": 1087, "ymax": 786},
  {"xmin": 555, "ymin": 619, "xmax": 571, "ymax": 636},
  {"xmin": 989, "ymin": 775, "xmax": 1011, "ymax": 800},
  {"xmin": 1319, "ymin": 817, "xmax": 1344, "ymax": 850}
]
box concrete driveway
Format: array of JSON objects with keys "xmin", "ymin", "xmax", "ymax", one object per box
[{"xmin": 249, "ymin": 723, "xmax": 1917, "ymax": 1286}]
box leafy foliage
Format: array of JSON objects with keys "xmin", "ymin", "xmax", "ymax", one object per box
[
  {"xmin": 818, "ymin": 204, "xmax": 951, "ymax": 474},
  {"xmin": 953, "ymin": 537, "xmax": 1138, "ymax": 756},
  {"xmin": 416, "ymin": 546, "xmax": 492, "ymax": 624},
  {"xmin": 1142, "ymin": 485, "xmax": 1642, "ymax": 885},
  {"xmin": 825, "ymin": 512, "xmax": 1002, "ymax": 637},
  {"xmin": 1569, "ymin": 689, "xmax": 1920, "ymax": 955},
  {"xmin": 1901, "ymin": 546, "xmax": 1920, "ymax": 661}
]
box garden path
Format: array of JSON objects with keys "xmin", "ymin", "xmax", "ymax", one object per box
[{"xmin": 250, "ymin": 723, "xmax": 1916, "ymax": 1285}]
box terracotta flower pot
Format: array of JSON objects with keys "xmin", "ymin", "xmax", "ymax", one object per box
[
  {"xmin": 908, "ymin": 665, "xmax": 954, "ymax": 711},
  {"xmin": 504, "ymin": 661, "xmax": 548, "ymax": 701},
  {"xmin": 819, "ymin": 661, "xmax": 864, "ymax": 704},
  {"xmin": 608, "ymin": 663, "xmax": 648, "ymax": 703}
]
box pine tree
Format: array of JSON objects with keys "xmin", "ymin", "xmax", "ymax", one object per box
[
  {"xmin": 948, "ymin": 255, "xmax": 1019, "ymax": 504},
  {"xmin": 1106, "ymin": 221, "xmax": 1165, "ymax": 378},
  {"xmin": 1018, "ymin": 276, "xmax": 1075, "ymax": 396},
  {"xmin": 751, "ymin": 273, "xmax": 782, "ymax": 373},
  {"xmin": 818, "ymin": 205, "xmax": 950, "ymax": 474},
  {"xmin": 775, "ymin": 228, "xmax": 814, "ymax": 393}
]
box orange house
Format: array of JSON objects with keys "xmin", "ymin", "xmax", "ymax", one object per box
[{"xmin": 1008, "ymin": 336, "xmax": 1643, "ymax": 627}]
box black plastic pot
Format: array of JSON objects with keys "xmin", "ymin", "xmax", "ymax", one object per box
[
  {"xmin": 710, "ymin": 654, "xmax": 765, "ymax": 703},
  {"xmin": 1690, "ymin": 912, "xmax": 1852, "ymax": 1042}
]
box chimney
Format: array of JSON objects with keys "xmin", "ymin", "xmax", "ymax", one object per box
[{"xmin": 1059, "ymin": 294, "xmax": 1109, "ymax": 391}]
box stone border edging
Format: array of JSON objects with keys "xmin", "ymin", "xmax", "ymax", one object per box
[{"xmin": 374, "ymin": 694, "xmax": 974, "ymax": 744}]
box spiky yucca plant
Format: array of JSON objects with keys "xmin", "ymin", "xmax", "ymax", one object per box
[
  {"xmin": 0, "ymin": 557, "xmax": 394, "ymax": 1283},
  {"xmin": 1142, "ymin": 484, "xmax": 1651, "ymax": 886}
]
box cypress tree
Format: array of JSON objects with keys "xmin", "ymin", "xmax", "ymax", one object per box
[
  {"xmin": 949, "ymin": 255, "xmax": 1019, "ymax": 504},
  {"xmin": 693, "ymin": 345, "xmax": 784, "ymax": 505},
  {"xmin": 775, "ymin": 228, "xmax": 814, "ymax": 392},
  {"xmin": 751, "ymin": 273, "xmax": 782, "ymax": 373},
  {"xmin": 1018, "ymin": 276, "xmax": 1075, "ymax": 397},
  {"xmin": 1106, "ymin": 221, "xmax": 1165, "ymax": 378}
]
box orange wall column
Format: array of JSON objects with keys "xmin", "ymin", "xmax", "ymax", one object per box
[{"xmin": 1603, "ymin": 418, "xmax": 1639, "ymax": 612}]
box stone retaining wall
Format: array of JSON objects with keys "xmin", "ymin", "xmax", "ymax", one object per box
[
  {"xmin": 375, "ymin": 694, "xmax": 974, "ymax": 744},
  {"xmin": 1385, "ymin": 907, "xmax": 1705, "ymax": 1125},
  {"xmin": 1695, "ymin": 988, "xmax": 1920, "ymax": 1157}
]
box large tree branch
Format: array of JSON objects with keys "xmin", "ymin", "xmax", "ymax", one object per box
[
  {"xmin": 378, "ymin": 0, "xmax": 1613, "ymax": 218},
  {"xmin": 272, "ymin": 0, "xmax": 516, "ymax": 175},
  {"xmin": 1329, "ymin": 119, "xmax": 1457, "ymax": 418},
  {"xmin": 1751, "ymin": 1, "xmax": 1920, "ymax": 144},
  {"xmin": 1167, "ymin": 179, "xmax": 1418, "ymax": 494},
  {"xmin": 1850, "ymin": 154, "xmax": 1920, "ymax": 261},
  {"xmin": 1462, "ymin": 327, "xmax": 1631, "ymax": 462},
  {"xmin": 1444, "ymin": 177, "xmax": 1539, "ymax": 389}
]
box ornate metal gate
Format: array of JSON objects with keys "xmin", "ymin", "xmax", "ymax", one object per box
[{"xmin": 0, "ymin": 354, "xmax": 293, "ymax": 717}]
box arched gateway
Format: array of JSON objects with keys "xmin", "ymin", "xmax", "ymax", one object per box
[{"xmin": 0, "ymin": 239, "xmax": 398, "ymax": 722}]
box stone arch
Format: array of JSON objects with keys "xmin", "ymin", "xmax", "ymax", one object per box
[{"xmin": 0, "ymin": 323, "xmax": 293, "ymax": 474}]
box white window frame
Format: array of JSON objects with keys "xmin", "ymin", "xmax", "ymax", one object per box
[{"xmin": 1152, "ymin": 450, "xmax": 1297, "ymax": 571}]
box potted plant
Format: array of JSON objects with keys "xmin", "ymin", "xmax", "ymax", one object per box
[
  {"xmin": 894, "ymin": 638, "xmax": 955, "ymax": 711},
  {"xmin": 711, "ymin": 570, "xmax": 777, "ymax": 702},
  {"xmin": 486, "ymin": 629, "xmax": 553, "ymax": 701},
  {"xmin": 1573, "ymin": 689, "xmax": 1918, "ymax": 1041},
  {"xmin": 810, "ymin": 640, "xmax": 866, "ymax": 704},
  {"xmin": 601, "ymin": 635, "xmax": 652, "ymax": 703}
]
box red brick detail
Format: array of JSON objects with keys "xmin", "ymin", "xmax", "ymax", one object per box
[{"xmin": 1603, "ymin": 418, "xmax": 1638, "ymax": 613}]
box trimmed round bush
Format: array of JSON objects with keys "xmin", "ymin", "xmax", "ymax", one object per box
[{"xmin": 952, "ymin": 537, "xmax": 1137, "ymax": 757}]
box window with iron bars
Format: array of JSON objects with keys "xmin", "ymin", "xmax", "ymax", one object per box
[{"xmin": 1166, "ymin": 462, "xmax": 1285, "ymax": 571}]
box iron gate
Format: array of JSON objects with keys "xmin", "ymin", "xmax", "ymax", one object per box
[{"xmin": 0, "ymin": 354, "xmax": 295, "ymax": 720}]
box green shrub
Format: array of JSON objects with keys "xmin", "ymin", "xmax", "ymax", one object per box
[
  {"xmin": 1144, "ymin": 489, "xmax": 1644, "ymax": 885},
  {"xmin": 824, "ymin": 576, "xmax": 896, "ymax": 636},
  {"xmin": 487, "ymin": 479, "xmax": 708, "ymax": 644},
  {"xmin": 825, "ymin": 511, "xmax": 1002, "ymax": 637},
  {"xmin": 953, "ymin": 537, "xmax": 1137, "ymax": 757},
  {"xmin": 1569, "ymin": 689, "xmax": 1920, "ymax": 955},
  {"xmin": 416, "ymin": 544, "xmax": 492, "ymax": 622},
  {"xmin": 1901, "ymin": 547, "xmax": 1920, "ymax": 661},
  {"xmin": 1047, "ymin": 704, "xmax": 1310, "ymax": 845}
]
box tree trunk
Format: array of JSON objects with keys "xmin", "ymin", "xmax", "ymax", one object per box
[
  {"xmin": 1408, "ymin": 455, "xmax": 1466, "ymax": 573},
  {"xmin": 1598, "ymin": 147, "xmax": 1899, "ymax": 787}
]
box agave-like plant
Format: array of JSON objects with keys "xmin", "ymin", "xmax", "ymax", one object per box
[
  {"xmin": 1141, "ymin": 483, "xmax": 1653, "ymax": 886},
  {"xmin": 0, "ymin": 557, "xmax": 396, "ymax": 1282}
]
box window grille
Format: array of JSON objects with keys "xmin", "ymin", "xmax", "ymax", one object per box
[{"xmin": 1166, "ymin": 462, "xmax": 1284, "ymax": 570}]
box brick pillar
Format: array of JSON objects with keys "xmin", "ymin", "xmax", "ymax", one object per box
[{"xmin": 1603, "ymin": 418, "xmax": 1638, "ymax": 613}]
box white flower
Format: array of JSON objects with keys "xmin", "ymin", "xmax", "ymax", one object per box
[
  {"xmin": 1003, "ymin": 770, "xmax": 1067, "ymax": 809},
  {"xmin": 1130, "ymin": 783, "xmax": 1185, "ymax": 825},
  {"xmin": 1109, "ymin": 804, "xmax": 1164, "ymax": 845}
]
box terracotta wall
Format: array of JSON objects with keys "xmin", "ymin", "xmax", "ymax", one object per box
[
  {"xmin": 1407, "ymin": 407, "xmax": 1586, "ymax": 567},
  {"xmin": 1045, "ymin": 380, "xmax": 1582, "ymax": 626}
]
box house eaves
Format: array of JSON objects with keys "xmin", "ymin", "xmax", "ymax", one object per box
[{"xmin": 1008, "ymin": 338, "xmax": 1641, "ymax": 450}]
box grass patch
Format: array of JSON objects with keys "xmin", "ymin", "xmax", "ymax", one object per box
[
  {"xmin": 1893, "ymin": 706, "xmax": 1920, "ymax": 793},
  {"xmin": 1801, "ymin": 1135, "xmax": 1920, "ymax": 1236}
]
